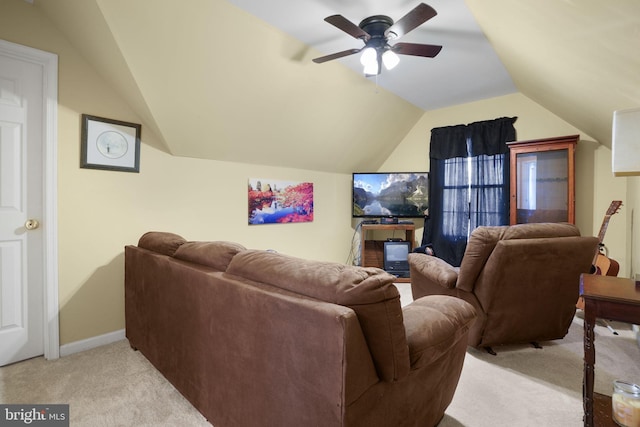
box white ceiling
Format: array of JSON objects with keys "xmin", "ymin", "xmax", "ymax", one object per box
[{"xmin": 227, "ymin": 0, "xmax": 517, "ymax": 111}]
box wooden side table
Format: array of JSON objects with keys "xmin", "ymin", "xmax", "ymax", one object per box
[
  {"xmin": 360, "ymin": 223, "xmax": 415, "ymax": 283},
  {"xmin": 581, "ymin": 274, "xmax": 640, "ymax": 427}
]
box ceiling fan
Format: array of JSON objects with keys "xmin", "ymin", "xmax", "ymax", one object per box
[{"xmin": 312, "ymin": 3, "xmax": 442, "ymax": 76}]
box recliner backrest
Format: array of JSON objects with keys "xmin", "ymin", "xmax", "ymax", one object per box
[{"xmin": 456, "ymin": 223, "xmax": 585, "ymax": 292}]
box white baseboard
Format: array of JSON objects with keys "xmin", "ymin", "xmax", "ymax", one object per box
[{"xmin": 59, "ymin": 329, "xmax": 126, "ymax": 357}]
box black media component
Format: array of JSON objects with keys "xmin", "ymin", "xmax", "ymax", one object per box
[{"xmin": 383, "ymin": 240, "xmax": 411, "ymax": 278}]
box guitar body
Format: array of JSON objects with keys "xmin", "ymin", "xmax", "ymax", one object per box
[
  {"xmin": 577, "ymin": 255, "xmax": 620, "ymax": 310},
  {"xmin": 594, "ymin": 253, "xmax": 620, "ymax": 277}
]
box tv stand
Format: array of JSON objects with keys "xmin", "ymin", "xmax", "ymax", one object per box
[{"xmin": 360, "ymin": 223, "xmax": 416, "ymax": 283}]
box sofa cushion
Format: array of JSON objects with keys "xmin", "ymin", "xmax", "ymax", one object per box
[
  {"xmin": 226, "ymin": 249, "xmax": 410, "ymax": 382},
  {"xmin": 138, "ymin": 231, "xmax": 186, "ymax": 256},
  {"xmin": 173, "ymin": 241, "xmax": 246, "ymax": 271}
]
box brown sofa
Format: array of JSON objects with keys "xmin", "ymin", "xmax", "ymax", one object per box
[
  {"xmin": 125, "ymin": 232, "xmax": 477, "ymax": 427},
  {"xmin": 409, "ymin": 223, "xmax": 599, "ymax": 352}
]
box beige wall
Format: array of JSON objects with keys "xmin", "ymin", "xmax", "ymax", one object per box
[
  {"xmin": 626, "ymin": 176, "xmax": 640, "ymax": 280},
  {"xmin": 1, "ymin": 0, "xmax": 354, "ymax": 345},
  {"xmin": 384, "ymin": 93, "xmax": 629, "ymax": 275},
  {"xmin": 58, "ymin": 145, "xmax": 353, "ymax": 344}
]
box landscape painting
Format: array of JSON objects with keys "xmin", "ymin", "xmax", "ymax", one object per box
[{"xmin": 248, "ymin": 178, "xmax": 314, "ymax": 225}]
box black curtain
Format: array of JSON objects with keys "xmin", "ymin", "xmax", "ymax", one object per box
[{"xmin": 422, "ymin": 117, "xmax": 517, "ymax": 266}]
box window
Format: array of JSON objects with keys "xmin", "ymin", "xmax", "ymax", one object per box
[
  {"xmin": 421, "ymin": 117, "xmax": 517, "ymax": 266},
  {"xmin": 442, "ymin": 156, "xmax": 469, "ymax": 238}
]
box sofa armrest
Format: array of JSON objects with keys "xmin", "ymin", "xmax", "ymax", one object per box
[
  {"xmin": 402, "ymin": 295, "xmax": 476, "ymax": 370},
  {"xmin": 408, "ymin": 253, "xmax": 459, "ymax": 289}
]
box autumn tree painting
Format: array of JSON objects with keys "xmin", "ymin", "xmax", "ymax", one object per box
[{"xmin": 248, "ymin": 179, "xmax": 314, "ymax": 225}]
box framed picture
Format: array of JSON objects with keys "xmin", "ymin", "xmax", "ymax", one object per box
[
  {"xmin": 80, "ymin": 114, "xmax": 141, "ymax": 172},
  {"xmin": 248, "ymin": 178, "xmax": 314, "ymax": 225}
]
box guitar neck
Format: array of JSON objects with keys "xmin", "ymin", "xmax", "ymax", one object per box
[{"xmin": 597, "ymin": 215, "xmax": 612, "ymax": 244}]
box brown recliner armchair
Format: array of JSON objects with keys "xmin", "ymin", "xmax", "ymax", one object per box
[{"xmin": 409, "ymin": 223, "xmax": 599, "ymax": 353}]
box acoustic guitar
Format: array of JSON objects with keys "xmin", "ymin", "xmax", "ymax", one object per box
[
  {"xmin": 577, "ymin": 200, "xmax": 622, "ymax": 311},
  {"xmin": 591, "ymin": 200, "xmax": 622, "ymax": 276}
]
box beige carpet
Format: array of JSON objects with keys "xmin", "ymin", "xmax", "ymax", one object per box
[
  {"xmin": 441, "ymin": 315, "xmax": 639, "ymax": 427},
  {"xmin": 1, "ymin": 316, "xmax": 638, "ymax": 427},
  {"xmin": 0, "ymin": 340, "xmax": 210, "ymax": 426}
]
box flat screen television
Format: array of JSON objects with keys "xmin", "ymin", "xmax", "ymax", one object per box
[{"xmin": 352, "ymin": 172, "xmax": 429, "ymax": 219}]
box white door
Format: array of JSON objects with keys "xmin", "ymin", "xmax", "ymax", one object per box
[{"xmin": 0, "ymin": 41, "xmax": 56, "ymax": 366}]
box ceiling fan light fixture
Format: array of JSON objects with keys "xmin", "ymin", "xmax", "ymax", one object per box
[
  {"xmin": 363, "ymin": 61, "xmax": 379, "ymax": 76},
  {"xmin": 360, "ymin": 47, "xmax": 379, "ymax": 75},
  {"xmin": 382, "ymin": 49, "xmax": 400, "ymax": 70},
  {"xmin": 360, "ymin": 47, "xmax": 377, "ymax": 67}
]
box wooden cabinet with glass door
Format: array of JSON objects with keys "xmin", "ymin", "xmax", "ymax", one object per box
[{"xmin": 507, "ymin": 135, "xmax": 578, "ymax": 225}]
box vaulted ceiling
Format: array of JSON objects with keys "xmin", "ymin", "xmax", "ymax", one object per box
[{"xmin": 35, "ymin": 0, "xmax": 640, "ymax": 173}]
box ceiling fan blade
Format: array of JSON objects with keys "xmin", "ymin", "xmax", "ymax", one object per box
[
  {"xmin": 312, "ymin": 48, "xmax": 362, "ymax": 64},
  {"xmin": 324, "ymin": 15, "xmax": 371, "ymax": 41},
  {"xmin": 385, "ymin": 3, "xmax": 437, "ymax": 40},
  {"xmin": 391, "ymin": 42, "xmax": 442, "ymax": 58}
]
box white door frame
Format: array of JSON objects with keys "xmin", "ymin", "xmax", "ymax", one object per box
[{"xmin": 0, "ymin": 39, "xmax": 59, "ymax": 360}]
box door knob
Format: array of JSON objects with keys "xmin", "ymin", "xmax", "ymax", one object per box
[{"xmin": 25, "ymin": 219, "xmax": 40, "ymax": 230}]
